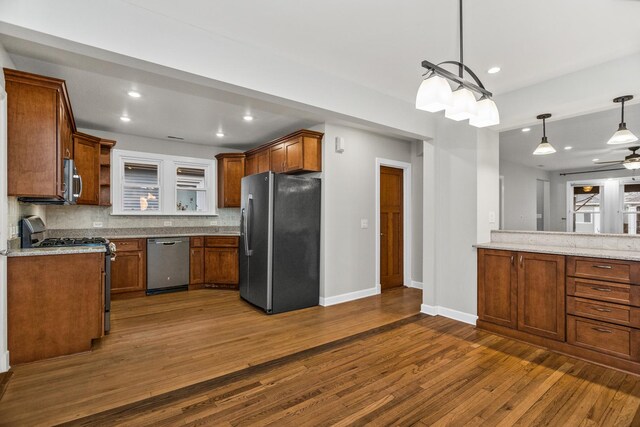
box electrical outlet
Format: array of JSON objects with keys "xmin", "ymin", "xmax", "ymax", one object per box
[
  {"xmin": 164, "ymin": 221, "xmax": 172, "ymax": 226},
  {"xmin": 93, "ymin": 222, "xmax": 103, "ymax": 228},
  {"xmin": 210, "ymin": 220, "xmax": 218, "ymax": 226},
  {"xmin": 360, "ymin": 218, "xmax": 369, "ymax": 229}
]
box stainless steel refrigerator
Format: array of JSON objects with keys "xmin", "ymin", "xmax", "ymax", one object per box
[{"xmin": 239, "ymin": 172, "xmax": 321, "ymax": 314}]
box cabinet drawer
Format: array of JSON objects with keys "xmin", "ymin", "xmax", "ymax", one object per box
[
  {"xmin": 191, "ymin": 236, "xmax": 204, "ymax": 248},
  {"xmin": 567, "ymin": 256, "xmax": 640, "ymax": 284},
  {"xmin": 567, "ymin": 315, "xmax": 640, "ymax": 361},
  {"xmin": 567, "ymin": 277, "xmax": 639, "ymax": 306},
  {"xmin": 110, "ymin": 238, "xmax": 144, "ymax": 252},
  {"xmin": 205, "ymin": 236, "xmax": 239, "ymax": 248},
  {"xmin": 567, "ymin": 296, "xmax": 640, "ymax": 328}
]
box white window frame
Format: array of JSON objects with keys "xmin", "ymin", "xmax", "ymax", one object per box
[{"xmin": 112, "ymin": 149, "xmax": 217, "ymax": 216}]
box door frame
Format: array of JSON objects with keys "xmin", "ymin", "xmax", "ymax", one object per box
[
  {"xmin": 0, "ymin": 89, "xmax": 9, "ymax": 372},
  {"xmin": 375, "ymin": 158, "xmax": 411, "ymax": 292}
]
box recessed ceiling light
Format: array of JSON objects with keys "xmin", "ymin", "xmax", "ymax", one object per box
[
  {"xmin": 592, "ymin": 158, "xmax": 600, "ymax": 162},
  {"xmin": 487, "ymin": 66, "xmax": 501, "ymax": 74},
  {"xmin": 127, "ymin": 91, "xmax": 141, "ymax": 98},
  {"xmin": 564, "ymin": 146, "xmax": 573, "ymax": 150},
  {"xmin": 522, "ymin": 127, "xmax": 531, "ymax": 132},
  {"xmin": 216, "ymin": 132, "xmax": 225, "ymax": 137},
  {"xmin": 243, "ymin": 115, "xmax": 254, "ymax": 121},
  {"xmin": 120, "ymin": 116, "xmax": 131, "ymax": 122}
]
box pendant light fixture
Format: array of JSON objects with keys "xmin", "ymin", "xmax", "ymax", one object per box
[
  {"xmin": 623, "ymin": 147, "xmax": 640, "ymax": 170},
  {"xmin": 533, "ymin": 114, "xmax": 556, "ymax": 155},
  {"xmin": 415, "ymin": 0, "xmax": 499, "ymax": 127},
  {"xmin": 607, "ymin": 95, "xmax": 638, "ymax": 145}
]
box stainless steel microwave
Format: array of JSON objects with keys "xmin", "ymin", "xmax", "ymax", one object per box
[{"xmin": 18, "ymin": 158, "xmax": 82, "ymax": 205}]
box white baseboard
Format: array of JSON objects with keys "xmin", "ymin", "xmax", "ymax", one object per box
[
  {"xmin": 410, "ymin": 281, "xmax": 423, "ymax": 289},
  {"xmin": 421, "ymin": 304, "xmax": 477, "ymax": 325},
  {"xmin": 0, "ymin": 350, "xmax": 9, "ymax": 373},
  {"xmin": 320, "ymin": 286, "xmax": 379, "ymax": 307}
]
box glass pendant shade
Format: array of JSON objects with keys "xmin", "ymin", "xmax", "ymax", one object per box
[
  {"xmin": 469, "ymin": 97, "xmax": 500, "ymax": 127},
  {"xmin": 533, "ymin": 137, "xmax": 556, "ymax": 155},
  {"xmin": 624, "ymin": 158, "xmax": 640, "ymax": 170},
  {"xmin": 445, "ymin": 87, "xmax": 478, "ymax": 121},
  {"xmin": 607, "ymin": 124, "xmax": 638, "ymax": 145},
  {"xmin": 415, "ymin": 75, "xmax": 453, "ymax": 112}
]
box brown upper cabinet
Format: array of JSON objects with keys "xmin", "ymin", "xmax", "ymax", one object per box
[
  {"xmin": 99, "ymin": 139, "xmax": 117, "ymax": 206},
  {"xmin": 216, "ymin": 153, "xmax": 245, "ymax": 208},
  {"xmin": 73, "ymin": 132, "xmax": 101, "ymax": 205},
  {"xmin": 245, "ymin": 129, "xmax": 323, "ymax": 177},
  {"xmin": 5, "ymin": 68, "xmax": 76, "ymax": 199}
]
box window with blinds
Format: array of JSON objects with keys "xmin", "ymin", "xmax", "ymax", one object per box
[{"xmin": 123, "ymin": 162, "xmax": 160, "ymax": 212}]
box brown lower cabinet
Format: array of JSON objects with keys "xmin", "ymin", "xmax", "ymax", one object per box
[
  {"xmin": 190, "ymin": 236, "xmax": 239, "ymax": 288},
  {"xmin": 110, "ymin": 238, "xmax": 146, "ymax": 296},
  {"xmin": 7, "ymin": 252, "xmax": 104, "ymax": 364},
  {"xmin": 477, "ymin": 249, "xmax": 640, "ymax": 375}
]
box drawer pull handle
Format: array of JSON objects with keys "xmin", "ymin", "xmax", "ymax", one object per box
[
  {"xmin": 591, "ymin": 327, "xmax": 613, "ymax": 334},
  {"xmin": 592, "ymin": 265, "xmax": 612, "ymax": 269},
  {"xmin": 591, "ymin": 287, "xmax": 612, "ymax": 292},
  {"xmin": 591, "ymin": 307, "xmax": 613, "ymax": 313}
]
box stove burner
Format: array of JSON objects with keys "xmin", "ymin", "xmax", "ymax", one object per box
[{"xmin": 38, "ymin": 237, "xmax": 108, "ymax": 247}]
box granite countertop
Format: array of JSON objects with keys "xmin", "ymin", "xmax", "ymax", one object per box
[
  {"xmin": 474, "ymin": 242, "xmax": 640, "ymax": 262},
  {"xmin": 7, "ymin": 246, "xmax": 107, "ymax": 258}
]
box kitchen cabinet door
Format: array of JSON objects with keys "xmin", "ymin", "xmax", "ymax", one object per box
[
  {"xmin": 111, "ymin": 250, "xmax": 145, "ymax": 293},
  {"xmin": 517, "ymin": 252, "xmax": 566, "ymax": 341},
  {"xmin": 477, "ymin": 249, "xmax": 518, "ymax": 329},
  {"xmin": 245, "ymin": 154, "xmax": 257, "ymax": 176},
  {"xmin": 73, "ymin": 133, "xmax": 101, "ymax": 205},
  {"xmin": 190, "ymin": 247, "xmax": 204, "ymax": 285},
  {"xmin": 216, "ymin": 153, "xmax": 245, "ymax": 208},
  {"xmin": 270, "ymin": 143, "xmax": 285, "ymax": 173},
  {"xmin": 257, "ymin": 149, "xmax": 270, "ymax": 173},
  {"xmin": 204, "ymin": 247, "xmax": 239, "ymax": 286},
  {"xmin": 284, "ymin": 137, "xmax": 303, "ymax": 172}
]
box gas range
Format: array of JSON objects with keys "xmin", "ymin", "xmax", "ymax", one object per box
[{"xmin": 37, "ymin": 237, "xmax": 109, "ymax": 247}]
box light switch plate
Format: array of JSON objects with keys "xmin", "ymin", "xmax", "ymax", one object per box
[
  {"xmin": 488, "ymin": 212, "xmax": 496, "ymax": 224},
  {"xmin": 164, "ymin": 221, "xmax": 172, "ymax": 226},
  {"xmin": 93, "ymin": 222, "xmax": 103, "ymax": 228},
  {"xmin": 360, "ymin": 218, "xmax": 369, "ymax": 229}
]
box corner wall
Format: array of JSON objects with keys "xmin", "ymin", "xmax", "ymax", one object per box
[{"xmin": 423, "ymin": 120, "xmax": 499, "ymax": 324}]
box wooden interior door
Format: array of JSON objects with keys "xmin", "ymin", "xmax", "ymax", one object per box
[
  {"xmin": 380, "ymin": 166, "xmax": 403, "ymax": 289},
  {"xmin": 517, "ymin": 252, "xmax": 566, "ymax": 341}
]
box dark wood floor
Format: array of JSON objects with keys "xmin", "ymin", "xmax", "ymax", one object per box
[{"xmin": 1, "ymin": 287, "xmax": 639, "ymax": 425}]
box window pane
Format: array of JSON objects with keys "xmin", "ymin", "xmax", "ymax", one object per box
[
  {"xmin": 125, "ymin": 162, "xmax": 158, "ymax": 186},
  {"xmin": 623, "ymin": 184, "xmax": 640, "ymax": 234},
  {"xmin": 123, "ymin": 162, "xmax": 160, "ymax": 211},
  {"xmin": 176, "ymin": 166, "xmax": 206, "ymax": 212},
  {"xmin": 572, "ymin": 185, "xmax": 600, "ymax": 233}
]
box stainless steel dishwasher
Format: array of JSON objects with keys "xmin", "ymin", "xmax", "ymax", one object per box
[{"xmin": 146, "ymin": 237, "xmax": 190, "ymax": 295}]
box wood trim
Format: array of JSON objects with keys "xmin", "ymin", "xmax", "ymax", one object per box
[
  {"xmin": 244, "ymin": 129, "xmax": 324, "ymax": 156},
  {"xmin": 477, "ymin": 319, "xmax": 640, "ymax": 375}
]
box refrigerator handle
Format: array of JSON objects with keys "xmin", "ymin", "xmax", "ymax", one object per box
[{"xmin": 244, "ymin": 194, "xmax": 253, "ymax": 256}]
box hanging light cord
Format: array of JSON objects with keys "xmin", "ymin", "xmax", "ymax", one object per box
[
  {"xmin": 458, "ymin": 0, "xmax": 464, "ymax": 79},
  {"xmin": 621, "ymin": 98, "xmax": 626, "ymax": 124},
  {"xmin": 543, "ymin": 117, "xmax": 546, "ymax": 137}
]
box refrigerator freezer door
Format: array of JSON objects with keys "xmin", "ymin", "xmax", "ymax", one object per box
[
  {"xmin": 271, "ymin": 174, "xmax": 321, "ymax": 313},
  {"xmin": 239, "ymin": 172, "xmax": 273, "ymax": 311}
]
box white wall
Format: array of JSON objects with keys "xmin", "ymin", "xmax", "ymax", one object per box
[
  {"xmin": 0, "ymin": 40, "xmax": 13, "ymax": 371},
  {"xmin": 319, "ymin": 123, "xmax": 419, "ymax": 300},
  {"xmin": 422, "ymin": 121, "xmax": 499, "ymax": 324},
  {"xmin": 411, "ymin": 141, "xmax": 423, "ymax": 284},
  {"xmin": 500, "ymin": 159, "xmax": 551, "ymax": 231}
]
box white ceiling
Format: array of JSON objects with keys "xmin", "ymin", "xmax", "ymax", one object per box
[
  {"xmin": 500, "ymin": 103, "xmax": 640, "ymax": 171},
  {"xmin": 5, "ymin": 49, "xmax": 320, "ymax": 150},
  {"xmin": 123, "ymin": 0, "xmax": 640, "ymax": 102}
]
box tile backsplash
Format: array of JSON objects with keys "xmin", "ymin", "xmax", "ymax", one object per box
[
  {"xmin": 44, "ymin": 205, "xmax": 241, "ymax": 230},
  {"xmin": 8, "ymin": 197, "xmax": 47, "ymax": 239}
]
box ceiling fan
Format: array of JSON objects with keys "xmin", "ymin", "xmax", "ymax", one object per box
[{"xmin": 594, "ymin": 146, "xmax": 640, "ymax": 170}]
